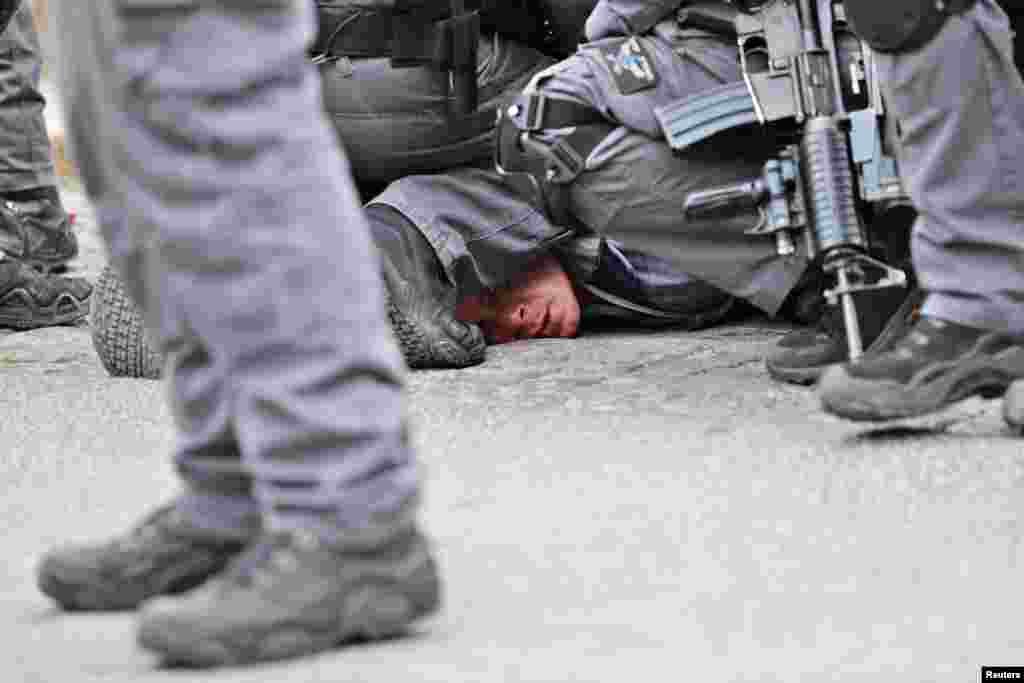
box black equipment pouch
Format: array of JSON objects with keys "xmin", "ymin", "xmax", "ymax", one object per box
[
  {"xmin": 845, "ymin": 0, "xmax": 978, "ymax": 53},
  {"xmin": 391, "ymin": 1, "xmax": 476, "ymax": 68}
]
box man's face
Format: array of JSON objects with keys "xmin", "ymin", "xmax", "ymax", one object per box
[{"xmin": 454, "ymin": 254, "xmax": 581, "ymax": 344}]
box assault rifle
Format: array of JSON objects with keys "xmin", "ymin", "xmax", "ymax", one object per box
[{"xmin": 656, "ymin": 0, "xmax": 909, "ymax": 358}]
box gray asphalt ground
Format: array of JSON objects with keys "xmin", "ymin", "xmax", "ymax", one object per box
[{"xmin": 3, "ymin": 181, "xmax": 1024, "ymax": 683}]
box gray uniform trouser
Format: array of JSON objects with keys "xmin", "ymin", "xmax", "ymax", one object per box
[
  {"xmin": 52, "ymin": 0, "xmax": 417, "ymax": 541},
  {"xmin": 873, "ymin": 0, "xmax": 1024, "ymax": 334},
  {"xmin": 373, "ymin": 23, "xmax": 806, "ymax": 315},
  {"xmin": 0, "ymin": 1, "xmax": 55, "ymax": 193}
]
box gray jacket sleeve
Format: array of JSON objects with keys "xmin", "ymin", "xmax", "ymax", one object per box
[{"xmin": 584, "ymin": 0, "xmax": 682, "ymax": 41}]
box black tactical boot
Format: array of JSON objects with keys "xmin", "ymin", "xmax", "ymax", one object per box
[
  {"xmin": 0, "ymin": 257, "xmax": 91, "ymax": 330},
  {"xmin": 0, "ymin": 191, "xmax": 79, "ymax": 271},
  {"xmin": 766, "ymin": 284, "xmax": 920, "ymax": 386},
  {"xmin": 819, "ymin": 315, "xmax": 1024, "ymax": 421},
  {"xmin": 36, "ymin": 503, "xmax": 250, "ymax": 611},
  {"xmin": 137, "ymin": 525, "xmax": 442, "ymax": 667},
  {"xmin": 367, "ymin": 204, "xmax": 485, "ymax": 369}
]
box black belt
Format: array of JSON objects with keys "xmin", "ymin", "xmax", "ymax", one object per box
[
  {"xmin": 312, "ymin": 2, "xmax": 482, "ymax": 67},
  {"xmin": 312, "ymin": 2, "xmax": 483, "ymax": 114},
  {"xmin": 312, "ymin": 7, "xmax": 396, "ymax": 60}
]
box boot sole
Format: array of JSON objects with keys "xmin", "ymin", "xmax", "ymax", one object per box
[
  {"xmin": 90, "ymin": 266, "xmax": 163, "ymax": 378},
  {"xmin": 819, "ymin": 346, "xmax": 1024, "ymax": 422},
  {"xmin": 387, "ymin": 300, "xmax": 485, "ymax": 370},
  {"xmin": 0, "ymin": 288, "xmax": 89, "ymax": 330}
]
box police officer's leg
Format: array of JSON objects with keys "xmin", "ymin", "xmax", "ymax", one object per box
[
  {"xmin": 885, "ymin": 1, "xmax": 1024, "ymax": 334},
  {"xmin": 0, "ymin": 3, "xmax": 89, "ymax": 332},
  {"xmin": 0, "ymin": 2, "xmax": 54, "ymax": 196},
  {"xmin": 40, "ymin": 1, "xmax": 440, "ymax": 664},
  {"xmin": 820, "ymin": 0, "xmax": 1024, "ymax": 421},
  {"xmin": 115, "ymin": 4, "xmax": 437, "ymax": 660},
  {"xmin": 37, "ymin": 0, "xmax": 255, "ymax": 611},
  {"xmin": 0, "ymin": 2, "xmax": 78, "ymax": 269}
]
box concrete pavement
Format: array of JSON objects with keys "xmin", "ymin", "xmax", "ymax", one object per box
[{"xmin": 3, "ymin": 185, "xmax": 1024, "ymax": 683}]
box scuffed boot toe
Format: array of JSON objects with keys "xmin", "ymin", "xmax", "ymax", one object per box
[{"xmin": 386, "ymin": 284, "xmax": 486, "ymax": 369}]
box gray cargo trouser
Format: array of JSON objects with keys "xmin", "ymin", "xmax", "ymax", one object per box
[
  {"xmin": 52, "ymin": 0, "xmax": 418, "ymax": 541},
  {"xmin": 373, "ymin": 22, "xmax": 806, "ymax": 315},
  {"xmin": 0, "ymin": 1, "xmax": 55, "ymax": 193},
  {"xmin": 874, "ymin": 0, "xmax": 1024, "ymax": 334}
]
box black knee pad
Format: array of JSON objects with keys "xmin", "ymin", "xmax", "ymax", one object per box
[{"xmin": 845, "ymin": 0, "xmax": 977, "ymax": 53}]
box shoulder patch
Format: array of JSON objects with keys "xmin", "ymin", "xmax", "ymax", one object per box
[{"xmin": 594, "ymin": 36, "xmax": 659, "ymax": 95}]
